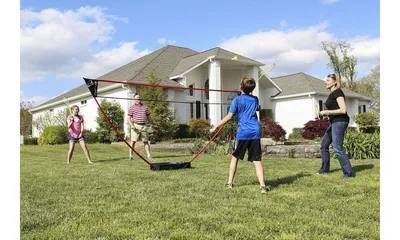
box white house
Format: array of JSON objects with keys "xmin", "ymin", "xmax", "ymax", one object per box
[{"xmin": 30, "ymin": 45, "xmax": 374, "ymax": 138}]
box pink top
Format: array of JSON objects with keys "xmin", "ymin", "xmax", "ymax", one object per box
[{"xmin": 68, "ymin": 115, "xmax": 84, "ymax": 138}]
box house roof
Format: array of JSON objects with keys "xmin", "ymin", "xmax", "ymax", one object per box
[
  {"xmin": 32, "ymin": 45, "xmax": 198, "ymax": 110},
  {"xmin": 271, "ymin": 72, "xmax": 374, "ymax": 101},
  {"xmin": 169, "ymin": 47, "xmax": 264, "ymax": 78}
]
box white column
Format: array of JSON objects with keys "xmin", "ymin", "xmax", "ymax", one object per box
[
  {"xmin": 246, "ymin": 66, "xmax": 260, "ymax": 119},
  {"xmin": 209, "ymin": 59, "xmax": 221, "ymax": 126}
]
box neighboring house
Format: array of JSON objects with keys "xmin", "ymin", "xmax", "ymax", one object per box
[
  {"xmin": 269, "ymin": 73, "xmax": 374, "ymax": 137},
  {"xmin": 30, "ymin": 45, "xmax": 374, "ymax": 138}
]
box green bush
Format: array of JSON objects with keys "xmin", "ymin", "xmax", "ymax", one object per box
[
  {"xmin": 260, "ymin": 109, "xmax": 273, "ymax": 119},
  {"xmin": 288, "ymin": 128, "xmax": 304, "ymax": 140},
  {"xmin": 83, "ymin": 129, "xmax": 98, "ymax": 143},
  {"xmin": 346, "ymin": 126, "xmax": 358, "ymax": 133},
  {"xmin": 214, "ymin": 122, "xmax": 237, "ymax": 145},
  {"xmin": 41, "ymin": 125, "xmax": 69, "ymax": 145},
  {"xmin": 330, "ymin": 131, "xmax": 380, "ymax": 160},
  {"xmin": 175, "ymin": 124, "xmax": 191, "ymax": 139},
  {"xmin": 188, "ymin": 118, "xmax": 210, "ymax": 139},
  {"xmin": 352, "ymin": 112, "xmax": 380, "ymax": 133},
  {"xmin": 96, "ymin": 129, "xmax": 111, "ymax": 144},
  {"xmin": 23, "ymin": 137, "xmax": 38, "ymax": 145}
]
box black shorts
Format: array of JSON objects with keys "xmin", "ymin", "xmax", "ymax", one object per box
[{"xmin": 232, "ymin": 139, "xmax": 262, "ymax": 161}]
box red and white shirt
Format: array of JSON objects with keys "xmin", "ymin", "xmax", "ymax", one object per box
[{"xmin": 128, "ymin": 103, "xmax": 150, "ymax": 124}]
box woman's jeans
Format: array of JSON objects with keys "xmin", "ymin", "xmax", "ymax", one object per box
[{"xmin": 319, "ymin": 121, "xmax": 355, "ymax": 178}]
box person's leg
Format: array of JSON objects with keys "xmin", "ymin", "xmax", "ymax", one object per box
[
  {"xmin": 79, "ymin": 140, "xmax": 93, "ymax": 163},
  {"xmin": 141, "ymin": 130, "xmax": 152, "ymax": 159},
  {"xmin": 227, "ymin": 156, "xmax": 239, "ymax": 185},
  {"xmin": 331, "ymin": 122, "xmax": 354, "ymax": 178},
  {"xmin": 67, "ymin": 141, "xmax": 75, "ymax": 163},
  {"xmin": 253, "ymin": 161, "xmax": 265, "ymax": 187},
  {"xmin": 129, "ymin": 128, "xmax": 139, "ymax": 160},
  {"xmin": 319, "ymin": 125, "xmax": 332, "ymax": 173}
]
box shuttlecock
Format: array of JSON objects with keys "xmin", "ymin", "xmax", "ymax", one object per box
[{"xmin": 231, "ymin": 55, "xmax": 238, "ymax": 61}]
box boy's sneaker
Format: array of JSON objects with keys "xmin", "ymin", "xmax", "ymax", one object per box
[
  {"xmin": 128, "ymin": 156, "xmax": 133, "ymax": 161},
  {"xmin": 148, "ymin": 155, "xmax": 153, "ymax": 160},
  {"xmin": 224, "ymin": 183, "xmax": 233, "ymax": 189},
  {"xmin": 260, "ymin": 185, "xmax": 270, "ymax": 194}
]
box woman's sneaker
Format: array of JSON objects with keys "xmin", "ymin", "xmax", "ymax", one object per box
[
  {"xmin": 224, "ymin": 183, "xmax": 233, "ymax": 189},
  {"xmin": 260, "ymin": 185, "xmax": 270, "ymax": 194},
  {"xmin": 128, "ymin": 156, "xmax": 133, "ymax": 161}
]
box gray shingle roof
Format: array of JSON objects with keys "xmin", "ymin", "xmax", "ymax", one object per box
[
  {"xmin": 33, "ymin": 45, "xmax": 198, "ymax": 110},
  {"xmin": 169, "ymin": 47, "xmax": 264, "ymax": 77},
  {"xmin": 271, "ymin": 72, "xmax": 373, "ymax": 100}
]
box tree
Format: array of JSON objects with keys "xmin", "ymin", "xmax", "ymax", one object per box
[
  {"xmin": 139, "ymin": 73, "xmax": 179, "ymax": 141},
  {"xmin": 321, "ymin": 40, "xmax": 357, "ymax": 89},
  {"xmin": 352, "ymin": 65, "xmax": 380, "ymax": 109},
  {"xmin": 20, "ymin": 101, "xmax": 34, "ymax": 136},
  {"xmin": 95, "ymin": 99, "xmax": 125, "ymax": 143},
  {"xmin": 32, "ymin": 108, "xmax": 69, "ymax": 135}
]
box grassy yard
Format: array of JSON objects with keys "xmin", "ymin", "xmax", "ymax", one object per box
[{"xmin": 21, "ymin": 144, "xmax": 379, "ymax": 240}]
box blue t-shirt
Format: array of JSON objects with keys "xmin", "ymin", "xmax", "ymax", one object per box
[{"xmin": 229, "ymin": 95, "xmax": 261, "ymax": 140}]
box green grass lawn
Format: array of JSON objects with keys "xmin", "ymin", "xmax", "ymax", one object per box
[{"xmin": 21, "ymin": 144, "xmax": 380, "ymax": 240}]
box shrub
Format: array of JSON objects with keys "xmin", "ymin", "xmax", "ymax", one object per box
[
  {"xmin": 260, "ymin": 109, "xmax": 273, "ymax": 119},
  {"xmin": 330, "ymin": 132, "xmax": 380, "ymax": 160},
  {"xmin": 353, "ymin": 112, "xmax": 380, "ymax": 126},
  {"xmin": 41, "ymin": 125, "xmax": 69, "ymax": 145},
  {"xmin": 83, "ymin": 129, "xmax": 98, "ymax": 143},
  {"xmin": 346, "ymin": 126, "xmax": 358, "ymax": 133},
  {"xmin": 188, "ymin": 118, "xmax": 210, "ymax": 139},
  {"xmin": 260, "ymin": 118, "xmax": 286, "ymax": 141},
  {"xmin": 302, "ymin": 119, "xmax": 330, "ymax": 140},
  {"xmin": 214, "ymin": 121, "xmax": 237, "ymax": 145},
  {"xmin": 23, "ymin": 137, "xmax": 38, "ymax": 145},
  {"xmin": 353, "ymin": 112, "xmax": 380, "ymax": 133},
  {"xmin": 96, "ymin": 129, "xmax": 111, "ymax": 144},
  {"xmin": 37, "ymin": 135, "xmax": 45, "ymax": 145},
  {"xmin": 175, "ymin": 124, "xmax": 191, "ymax": 139},
  {"xmin": 288, "ymin": 128, "xmax": 303, "ymax": 140}
]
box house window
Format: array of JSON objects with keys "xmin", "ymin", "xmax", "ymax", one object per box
[
  {"xmin": 318, "ymin": 100, "xmax": 323, "ymax": 112},
  {"xmin": 188, "ymin": 84, "xmax": 194, "ymax": 96},
  {"xmin": 190, "ymin": 103, "xmax": 194, "ymax": 119},
  {"xmin": 205, "ymin": 79, "xmax": 209, "ymax": 100},
  {"xmin": 204, "ymin": 103, "xmax": 209, "ymax": 120},
  {"xmin": 358, "ymin": 105, "xmax": 367, "ymax": 114},
  {"xmin": 81, "ymin": 100, "xmax": 87, "ymax": 105}
]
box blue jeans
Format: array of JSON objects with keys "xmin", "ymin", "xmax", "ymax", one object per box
[{"xmin": 319, "ymin": 121, "xmax": 355, "ymax": 178}]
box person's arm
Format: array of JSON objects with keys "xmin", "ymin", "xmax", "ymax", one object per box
[
  {"xmin": 320, "ymin": 97, "xmax": 347, "ymax": 116},
  {"xmin": 67, "ymin": 116, "xmax": 73, "ymax": 128},
  {"xmin": 78, "ymin": 119, "xmax": 84, "ymax": 138},
  {"xmin": 210, "ymin": 113, "xmax": 234, "ymax": 133},
  {"xmin": 128, "ymin": 115, "xmax": 134, "ymax": 127},
  {"xmin": 147, "ymin": 114, "xmax": 152, "ymax": 125}
]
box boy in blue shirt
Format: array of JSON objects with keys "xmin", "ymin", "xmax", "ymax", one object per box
[{"xmin": 210, "ymin": 76, "xmax": 270, "ymax": 193}]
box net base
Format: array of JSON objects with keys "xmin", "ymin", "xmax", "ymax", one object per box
[{"xmin": 150, "ymin": 162, "xmax": 191, "ymax": 171}]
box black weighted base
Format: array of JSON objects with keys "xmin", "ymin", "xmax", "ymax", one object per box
[{"xmin": 150, "ymin": 162, "xmax": 191, "ymax": 171}]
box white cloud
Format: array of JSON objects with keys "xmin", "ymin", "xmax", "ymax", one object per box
[
  {"xmin": 157, "ymin": 38, "xmax": 176, "ymax": 45},
  {"xmin": 20, "ymin": 91, "xmax": 49, "ymax": 107},
  {"xmin": 218, "ymin": 22, "xmax": 380, "ymax": 78},
  {"xmin": 60, "ymin": 41, "xmax": 151, "ymax": 79},
  {"xmin": 20, "ymin": 6, "xmax": 146, "ymax": 83},
  {"xmin": 320, "ymin": 0, "xmax": 341, "ymax": 4}
]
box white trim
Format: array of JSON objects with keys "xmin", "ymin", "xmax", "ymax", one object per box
[
  {"xmin": 262, "ymin": 74, "xmax": 283, "ymax": 92},
  {"xmin": 271, "ymin": 92, "xmax": 317, "ymax": 100},
  {"xmin": 30, "ymin": 84, "xmax": 123, "ymax": 112},
  {"xmin": 169, "ymin": 56, "xmax": 216, "ymax": 79}
]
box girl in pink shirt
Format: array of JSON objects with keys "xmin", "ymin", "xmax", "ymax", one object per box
[{"xmin": 67, "ymin": 105, "xmax": 93, "ymax": 164}]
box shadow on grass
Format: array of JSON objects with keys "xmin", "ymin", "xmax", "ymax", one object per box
[
  {"xmin": 330, "ymin": 164, "xmax": 375, "ymax": 173},
  {"xmin": 244, "ymin": 173, "xmax": 312, "ymax": 188},
  {"xmin": 94, "ymin": 157, "xmax": 126, "ymax": 162},
  {"xmin": 266, "ymin": 173, "xmax": 312, "ymax": 188}
]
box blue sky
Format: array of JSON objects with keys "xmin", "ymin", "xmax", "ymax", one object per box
[{"xmin": 20, "ymin": 0, "xmax": 380, "ymax": 106}]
